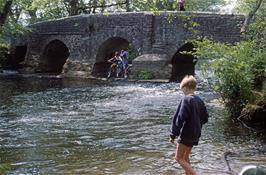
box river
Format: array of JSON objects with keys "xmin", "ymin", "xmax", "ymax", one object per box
[{"xmin": 0, "ymin": 75, "xmax": 265, "ymax": 175}]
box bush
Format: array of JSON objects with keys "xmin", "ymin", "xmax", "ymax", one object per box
[
  {"xmin": 128, "ymin": 44, "xmax": 139, "ymax": 63},
  {"xmin": 194, "ymin": 39, "xmax": 265, "ymax": 117},
  {"xmin": 137, "ymin": 70, "xmax": 154, "ymax": 80},
  {"xmin": 0, "ymin": 163, "xmax": 11, "ymax": 174},
  {"xmin": 0, "ymin": 44, "xmax": 9, "ymax": 68},
  {"xmin": 262, "ymin": 81, "xmax": 266, "ymax": 94}
]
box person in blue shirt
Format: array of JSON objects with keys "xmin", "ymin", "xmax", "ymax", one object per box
[
  {"xmin": 120, "ymin": 49, "xmax": 129, "ymax": 78},
  {"xmin": 170, "ymin": 75, "xmax": 209, "ymax": 175}
]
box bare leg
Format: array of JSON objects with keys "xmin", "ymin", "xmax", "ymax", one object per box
[
  {"xmin": 184, "ymin": 146, "xmax": 192, "ymax": 175},
  {"xmin": 175, "ymin": 143, "xmax": 196, "ymax": 175}
]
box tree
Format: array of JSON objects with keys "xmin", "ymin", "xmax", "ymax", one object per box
[
  {"xmin": 125, "ymin": 0, "xmax": 130, "ymax": 11},
  {"xmin": 0, "ymin": 0, "xmax": 13, "ymax": 28},
  {"xmin": 240, "ymin": 0, "xmax": 264, "ymax": 33},
  {"xmin": 238, "ymin": 0, "xmax": 266, "ymax": 49},
  {"xmin": 0, "ymin": 0, "xmax": 228, "ymax": 26},
  {"xmin": 193, "ymin": 0, "xmax": 266, "ymax": 118},
  {"xmin": 65, "ymin": 0, "xmax": 79, "ymax": 16},
  {"xmin": 194, "ymin": 39, "xmax": 265, "ymax": 117}
]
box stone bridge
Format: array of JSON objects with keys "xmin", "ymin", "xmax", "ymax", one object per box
[{"xmin": 13, "ymin": 11, "xmax": 244, "ymax": 81}]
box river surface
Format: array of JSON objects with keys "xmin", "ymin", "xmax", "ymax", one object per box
[{"xmin": 0, "ymin": 75, "xmax": 265, "ymax": 175}]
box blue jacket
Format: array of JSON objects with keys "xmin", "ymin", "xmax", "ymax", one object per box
[{"xmin": 170, "ymin": 95, "xmax": 209, "ymax": 144}]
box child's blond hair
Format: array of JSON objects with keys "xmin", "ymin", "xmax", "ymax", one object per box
[{"xmin": 180, "ymin": 75, "xmax": 197, "ymax": 90}]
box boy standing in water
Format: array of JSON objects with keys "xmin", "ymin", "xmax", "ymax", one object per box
[{"xmin": 170, "ymin": 75, "xmax": 209, "ymax": 175}]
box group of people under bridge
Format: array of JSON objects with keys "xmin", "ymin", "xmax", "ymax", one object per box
[{"xmin": 107, "ymin": 49, "xmax": 129, "ymax": 79}]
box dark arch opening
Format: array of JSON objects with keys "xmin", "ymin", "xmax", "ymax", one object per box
[
  {"xmin": 92, "ymin": 37, "xmax": 129, "ymax": 77},
  {"xmin": 170, "ymin": 43, "xmax": 197, "ymax": 82},
  {"xmin": 4, "ymin": 45, "xmax": 27, "ymax": 69},
  {"xmin": 39, "ymin": 40, "xmax": 70, "ymax": 74}
]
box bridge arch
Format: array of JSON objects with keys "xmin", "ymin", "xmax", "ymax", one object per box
[
  {"xmin": 5, "ymin": 45, "xmax": 28, "ymax": 69},
  {"xmin": 39, "ymin": 39, "xmax": 70, "ymax": 74},
  {"xmin": 92, "ymin": 37, "xmax": 130, "ymax": 77},
  {"xmin": 170, "ymin": 42, "xmax": 197, "ymax": 82}
]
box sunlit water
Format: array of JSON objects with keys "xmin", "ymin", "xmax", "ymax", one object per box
[{"xmin": 0, "ymin": 75, "xmax": 265, "ymax": 175}]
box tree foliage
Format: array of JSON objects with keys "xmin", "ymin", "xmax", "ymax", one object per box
[
  {"xmin": 0, "ymin": 0, "xmax": 12, "ymax": 27},
  {"xmin": 194, "ymin": 39, "xmax": 265, "ymax": 117},
  {"xmin": 240, "ymin": 0, "xmax": 266, "ymax": 49},
  {"xmin": 194, "ymin": 0, "xmax": 266, "ymax": 117},
  {"xmin": 184, "ymin": 0, "xmax": 226, "ymax": 11},
  {"xmin": 0, "ymin": 0, "xmax": 227, "ymax": 44},
  {"xmin": 1, "ymin": 0, "xmax": 228, "ymax": 23}
]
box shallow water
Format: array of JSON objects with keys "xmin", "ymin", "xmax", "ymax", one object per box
[{"xmin": 0, "ymin": 76, "xmax": 265, "ymax": 175}]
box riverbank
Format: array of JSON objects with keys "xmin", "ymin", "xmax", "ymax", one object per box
[{"xmin": 238, "ymin": 91, "xmax": 266, "ymax": 129}]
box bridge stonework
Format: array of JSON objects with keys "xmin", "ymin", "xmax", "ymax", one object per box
[{"xmin": 16, "ymin": 12, "xmax": 244, "ymax": 80}]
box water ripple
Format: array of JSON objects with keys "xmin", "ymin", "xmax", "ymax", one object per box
[{"xmin": 0, "ymin": 78, "xmax": 265, "ymax": 174}]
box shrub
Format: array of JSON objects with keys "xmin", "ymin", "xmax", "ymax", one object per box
[
  {"xmin": 0, "ymin": 163, "xmax": 11, "ymax": 174},
  {"xmin": 137, "ymin": 70, "xmax": 154, "ymax": 80},
  {"xmin": 0, "ymin": 44, "xmax": 9, "ymax": 68},
  {"xmin": 194, "ymin": 39, "xmax": 265, "ymax": 117},
  {"xmin": 128, "ymin": 44, "xmax": 139, "ymax": 63}
]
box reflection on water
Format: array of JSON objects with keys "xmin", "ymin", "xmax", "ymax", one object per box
[{"xmin": 0, "ymin": 76, "xmax": 265, "ymax": 175}]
